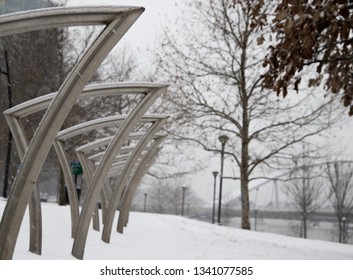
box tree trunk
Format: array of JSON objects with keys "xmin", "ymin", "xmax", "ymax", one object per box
[
  {"xmin": 241, "ymin": 135, "xmax": 251, "ymax": 230},
  {"xmin": 338, "ymin": 216, "xmax": 343, "ymax": 243},
  {"xmin": 303, "ymin": 212, "xmax": 307, "ymax": 239},
  {"xmin": 240, "ymin": 167, "xmax": 251, "ymax": 229}
]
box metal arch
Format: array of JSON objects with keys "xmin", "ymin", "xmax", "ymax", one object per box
[
  {"xmin": 75, "ymin": 137, "xmax": 135, "ymax": 219},
  {"xmin": 75, "ymin": 133, "xmax": 165, "ymax": 225},
  {"xmin": 54, "ymin": 115, "xmax": 168, "ymax": 234},
  {"xmin": 0, "ymin": 6, "xmax": 145, "ymax": 260},
  {"xmin": 56, "ymin": 115, "xmax": 165, "ymax": 141},
  {"xmin": 72, "ymin": 90, "xmax": 168, "ymax": 259},
  {"xmin": 68, "ymin": 118, "xmax": 168, "ymax": 233},
  {"xmin": 108, "ymin": 138, "xmax": 165, "ymax": 233},
  {"xmin": 0, "ymin": 6, "xmax": 144, "ymax": 37},
  {"xmin": 4, "ymin": 83, "xmax": 164, "ymax": 180},
  {"xmin": 101, "ymin": 118, "xmax": 168, "ymax": 245},
  {"xmin": 87, "ymin": 133, "xmax": 160, "ymax": 163},
  {"xmin": 90, "ymin": 136, "xmax": 165, "ymax": 177},
  {"xmin": 62, "ymin": 131, "xmax": 160, "ymax": 230},
  {"xmin": 76, "ymin": 135, "xmax": 116, "ymax": 154},
  {"xmin": 83, "ymin": 136, "xmax": 165, "ymax": 229},
  {"xmin": 117, "ymin": 143, "xmax": 164, "ymax": 233},
  {"xmin": 5, "ymin": 82, "xmax": 168, "ymax": 119},
  {"xmin": 89, "ymin": 148, "xmax": 134, "ymax": 164},
  {"xmin": 106, "ymin": 163, "xmax": 127, "ymax": 178},
  {"xmin": 106, "ymin": 139, "xmax": 164, "ymax": 233},
  {"xmin": 56, "ymin": 113, "xmax": 168, "ymax": 235},
  {"xmin": 4, "ymin": 84, "xmax": 167, "ymax": 255},
  {"xmin": 86, "ymin": 133, "xmax": 148, "ymax": 161},
  {"xmin": 4, "ymin": 95, "xmax": 158, "ymax": 254},
  {"xmin": 2, "ymin": 114, "xmax": 43, "ymax": 255},
  {"xmin": 72, "ymin": 115, "xmax": 167, "ymax": 235}
]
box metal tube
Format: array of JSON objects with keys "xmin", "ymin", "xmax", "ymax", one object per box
[
  {"xmin": 212, "ymin": 171, "xmax": 218, "ymax": 224},
  {"xmin": 217, "ymin": 142, "xmax": 225, "ymax": 224},
  {"xmin": 144, "ymin": 193, "xmax": 148, "ymax": 212}
]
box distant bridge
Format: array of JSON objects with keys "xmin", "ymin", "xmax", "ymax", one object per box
[{"xmin": 228, "ymin": 160, "xmax": 353, "ymax": 211}]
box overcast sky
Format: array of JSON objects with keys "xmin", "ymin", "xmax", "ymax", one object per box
[{"xmin": 66, "ymin": 0, "xmax": 179, "ymax": 61}]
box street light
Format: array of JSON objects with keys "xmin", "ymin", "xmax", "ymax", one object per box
[
  {"xmin": 217, "ymin": 134, "xmax": 229, "ymax": 224},
  {"xmin": 342, "ymin": 217, "xmax": 347, "ymax": 244},
  {"xmin": 143, "ymin": 193, "xmax": 148, "ymax": 212},
  {"xmin": 181, "ymin": 186, "xmax": 187, "ymax": 217},
  {"xmin": 212, "ymin": 171, "xmax": 218, "ymax": 224}
]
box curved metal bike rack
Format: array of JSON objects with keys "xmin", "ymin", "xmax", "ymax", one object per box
[
  {"xmin": 0, "ymin": 6, "xmax": 150, "ymax": 259},
  {"xmin": 71, "ymin": 114, "xmax": 168, "ymax": 259},
  {"xmin": 75, "ymin": 132, "xmax": 166, "ymax": 226},
  {"xmin": 3, "ymin": 82, "xmax": 166, "ymax": 255},
  {"xmin": 0, "ymin": 6, "xmax": 169, "ymax": 260},
  {"xmin": 117, "ymin": 143, "xmax": 164, "ymax": 233},
  {"xmin": 54, "ymin": 115, "xmax": 168, "ymax": 232}
]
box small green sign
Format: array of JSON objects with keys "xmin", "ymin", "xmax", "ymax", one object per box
[{"xmin": 71, "ymin": 161, "xmax": 83, "ymax": 175}]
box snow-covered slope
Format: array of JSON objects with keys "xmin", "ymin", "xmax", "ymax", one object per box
[{"xmin": 1, "ymin": 201, "xmax": 352, "ymax": 260}]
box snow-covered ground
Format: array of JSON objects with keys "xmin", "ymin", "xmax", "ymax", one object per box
[{"xmin": 1, "ymin": 200, "xmax": 352, "ymax": 260}]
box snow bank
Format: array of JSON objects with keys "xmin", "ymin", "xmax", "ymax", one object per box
[{"xmin": 1, "ymin": 201, "xmax": 352, "ymax": 259}]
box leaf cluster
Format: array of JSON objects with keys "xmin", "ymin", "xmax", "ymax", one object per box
[{"xmin": 259, "ymin": 0, "xmax": 353, "ymax": 115}]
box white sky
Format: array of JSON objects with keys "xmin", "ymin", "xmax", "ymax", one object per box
[{"xmin": 66, "ymin": 0, "xmax": 179, "ymax": 61}]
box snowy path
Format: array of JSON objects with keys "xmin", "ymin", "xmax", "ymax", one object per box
[{"xmin": 1, "ymin": 201, "xmax": 352, "ymax": 259}]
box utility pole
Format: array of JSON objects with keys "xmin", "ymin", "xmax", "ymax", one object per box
[
  {"xmin": 144, "ymin": 193, "xmax": 148, "ymax": 212},
  {"xmin": 212, "ymin": 171, "xmax": 218, "ymax": 224},
  {"xmin": 217, "ymin": 135, "xmax": 229, "ymax": 224},
  {"xmin": 1, "ymin": 50, "xmax": 12, "ymax": 198}
]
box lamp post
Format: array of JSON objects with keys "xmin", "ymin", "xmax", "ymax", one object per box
[
  {"xmin": 1, "ymin": 50, "xmax": 12, "ymax": 199},
  {"xmin": 212, "ymin": 171, "xmax": 218, "ymax": 224},
  {"xmin": 144, "ymin": 193, "xmax": 148, "ymax": 212},
  {"xmin": 217, "ymin": 134, "xmax": 229, "ymax": 225},
  {"xmin": 342, "ymin": 217, "xmax": 347, "ymax": 244},
  {"xmin": 181, "ymin": 186, "xmax": 187, "ymax": 217}
]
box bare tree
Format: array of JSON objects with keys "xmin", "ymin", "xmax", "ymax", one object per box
[
  {"xmin": 285, "ymin": 162, "xmax": 324, "ymax": 238},
  {"xmin": 154, "ymin": 0, "xmax": 342, "ymax": 229},
  {"xmin": 147, "ymin": 180, "xmax": 170, "ymax": 214},
  {"xmin": 325, "ymin": 162, "xmax": 353, "ymax": 243},
  {"xmin": 284, "ymin": 145, "xmax": 325, "ymax": 238},
  {"xmin": 147, "ymin": 177, "xmax": 201, "ymax": 215}
]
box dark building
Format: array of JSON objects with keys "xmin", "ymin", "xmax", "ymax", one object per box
[
  {"xmin": 0, "ymin": 0, "xmax": 48, "ymax": 14},
  {"xmin": 0, "ymin": 0, "xmax": 64, "ymax": 199}
]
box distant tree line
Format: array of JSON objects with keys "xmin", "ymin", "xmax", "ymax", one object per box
[{"xmin": 284, "ymin": 157, "xmax": 353, "ymax": 243}]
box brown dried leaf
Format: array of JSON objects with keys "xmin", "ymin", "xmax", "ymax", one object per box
[
  {"xmin": 275, "ymin": 9, "xmax": 287, "ymax": 21},
  {"xmin": 257, "ymin": 35, "xmax": 265, "ymax": 45},
  {"xmin": 294, "ymin": 76, "xmax": 301, "ymax": 92},
  {"xmin": 331, "ymin": 77, "xmax": 341, "ymax": 93},
  {"xmin": 343, "ymin": 95, "xmax": 352, "ymax": 107},
  {"xmin": 349, "ymin": 105, "xmax": 353, "ymax": 116}
]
